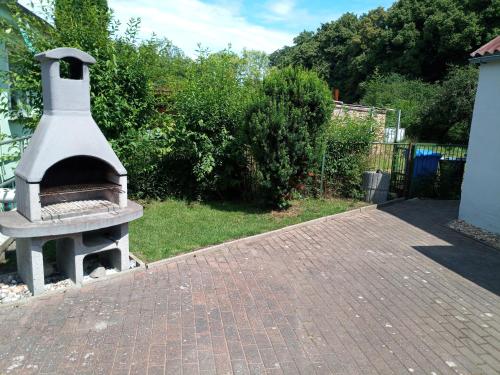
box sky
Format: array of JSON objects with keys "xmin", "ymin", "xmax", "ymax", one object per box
[{"xmin": 21, "ymin": 0, "xmax": 395, "ymax": 57}]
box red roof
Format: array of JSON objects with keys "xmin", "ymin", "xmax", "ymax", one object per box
[{"xmin": 471, "ymin": 36, "xmax": 500, "ymax": 57}]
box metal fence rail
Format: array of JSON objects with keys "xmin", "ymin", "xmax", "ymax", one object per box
[
  {"xmin": 0, "ymin": 135, "xmax": 31, "ymax": 189},
  {"xmin": 368, "ymin": 142, "xmax": 467, "ymax": 199}
]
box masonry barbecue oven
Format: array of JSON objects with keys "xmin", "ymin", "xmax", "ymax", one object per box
[{"xmin": 0, "ymin": 47, "xmax": 143, "ymax": 295}]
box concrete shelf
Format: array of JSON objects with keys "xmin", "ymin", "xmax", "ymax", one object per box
[{"xmin": 0, "ymin": 200, "xmax": 142, "ymax": 238}]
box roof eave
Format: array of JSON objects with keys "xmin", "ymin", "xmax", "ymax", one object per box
[{"xmin": 469, "ymin": 53, "xmax": 500, "ymax": 64}]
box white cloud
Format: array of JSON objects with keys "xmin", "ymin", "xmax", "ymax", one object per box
[
  {"xmin": 267, "ymin": 0, "xmax": 296, "ymax": 18},
  {"xmin": 260, "ymin": 0, "xmax": 330, "ymax": 28},
  {"xmin": 109, "ymin": 0, "xmax": 294, "ymax": 57}
]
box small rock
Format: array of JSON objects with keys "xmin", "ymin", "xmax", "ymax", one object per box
[
  {"xmin": 89, "ymin": 266, "xmax": 106, "ymax": 279},
  {"xmin": 12, "ymin": 285, "xmax": 25, "ymax": 293},
  {"xmin": 129, "ymin": 259, "xmax": 137, "ymax": 269}
]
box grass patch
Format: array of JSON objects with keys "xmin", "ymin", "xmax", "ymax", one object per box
[{"xmin": 130, "ymin": 198, "xmax": 365, "ymax": 262}]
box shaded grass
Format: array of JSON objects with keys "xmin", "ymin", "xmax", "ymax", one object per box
[{"xmin": 130, "ymin": 198, "xmax": 365, "ymax": 262}]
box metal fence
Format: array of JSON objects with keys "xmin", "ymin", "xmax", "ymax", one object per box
[
  {"xmin": 0, "ymin": 135, "xmax": 31, "ymax": 188},
  {"xmin": 0, "ymin": 136, "xmax": 31, "ymax": 211},
  {"xmin": 368, "ymin": 142, "xmax": 467, "ymax": 199}
]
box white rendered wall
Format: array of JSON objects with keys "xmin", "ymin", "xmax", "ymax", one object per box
[{"xmin": 459, "ymin": 59, "xmax": 500, "ymax": 234}]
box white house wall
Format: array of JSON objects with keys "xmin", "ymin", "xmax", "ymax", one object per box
[{"xmin": 459, "ymin": 59, "xmax": 500, "ymax": 234}]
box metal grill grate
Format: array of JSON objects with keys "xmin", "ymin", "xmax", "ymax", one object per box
[{"xmin": 39, "ymin": 183, "xmax": 123, "ymax": 197}]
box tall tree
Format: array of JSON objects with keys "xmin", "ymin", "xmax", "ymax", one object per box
[
  {"xmin": 54, "ymin": 0, "xmax": 111, "ymax": 53},
  {"xmin": 270, "ymin": 0, "xmax": 497, "ymax": 101}
]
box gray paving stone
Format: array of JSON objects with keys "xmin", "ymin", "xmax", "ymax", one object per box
[{"xmin": 0, "ymin": 200, "xmax": 499, "ymax": 374}]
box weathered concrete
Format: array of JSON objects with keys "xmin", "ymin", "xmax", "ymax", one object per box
[
  {"xmin": 0, "ymin": 47, "xmax": 144, "ymax": 299},
  {"xmin": 17, "ymin": 223, "xmax": 130, "ymax": 295},
  {"xmin": 0, "ymin": 200, "xmax": 499, "ymax": 374},
  {"xmin": 14, "ymin": 178, "xmax": 41, "ymax": 222},
  {"xmin": 16, "ymin": 47, "xmax": 126, "ymax": 183},
  {"xmin": 0, "ymin": 200, "xmax": 142, "ymax": 238},
  {"xmin": 14, "ymin": 47, "xmax": 128, "ymax": 224},
  {"xmin": 15, "ymin": 237, "xmax": 44, "ymax": 296}
]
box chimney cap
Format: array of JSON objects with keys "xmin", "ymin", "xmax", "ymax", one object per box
[{"xmin": 35, "ymin": 47, "xmax": 96, "ymax": 64}]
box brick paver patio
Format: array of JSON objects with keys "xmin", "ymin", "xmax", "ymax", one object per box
[{"xmin": 1, "ymin": 199, "xmax": 500, "ymax": 374}]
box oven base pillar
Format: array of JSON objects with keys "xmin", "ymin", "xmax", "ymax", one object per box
[
  {"xmin": 16, "ymin": 223, "xmax": 130, "ymax": 296},
  {"xmin": 16, "ymin": 237, "xmax": 45, "ymax": 296}
]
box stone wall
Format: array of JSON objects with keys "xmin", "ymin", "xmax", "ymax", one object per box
[{"xmin": 332, "ymin": 101, "xmax": 387, "ymax": 142}]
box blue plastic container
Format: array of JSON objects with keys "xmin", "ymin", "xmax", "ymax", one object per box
[{"xmin": 412, "ymin": 149, "xmax": 442, "ymax": 177}]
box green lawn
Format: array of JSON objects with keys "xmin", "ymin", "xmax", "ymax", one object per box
[{"xmin": 130, "ymin": 198, "xmax": 365, "ymax": 262}]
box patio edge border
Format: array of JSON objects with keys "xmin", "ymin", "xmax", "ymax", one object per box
[
  {"xmin": 0, "ymin": 198, "xmax": 408, "ymax": 308},
  {"xmin": 146, "ymin": 197, "xmax": 408, "ymax": 269}
]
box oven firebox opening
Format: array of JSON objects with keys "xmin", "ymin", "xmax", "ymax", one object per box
[{"xmin": 39, "ymin": 156, "xmax": 124, "ymax": 220}]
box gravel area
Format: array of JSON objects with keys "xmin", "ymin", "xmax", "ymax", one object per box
[
  {"xmin": 0, "ymin": 258, "xmax": 140, "ymax": 305},
  {"xmin": 0, "ymin": 273, "xmax": 72, "ymax": 304},
  {"xmin": 0, "ymin": 274, "xmax": 31, "ymax": 303},
  {"xmin": 449, "ymin": 219, "xmax": 500, "ymax": 250}
]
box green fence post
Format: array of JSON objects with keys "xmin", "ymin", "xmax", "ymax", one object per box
[{"xmin": 320, "ymin": 148, "xmax": 326, "ymax": 197}]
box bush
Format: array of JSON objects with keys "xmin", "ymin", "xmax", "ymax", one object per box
[
  {"xmin": 360, "ymin": 73, "xmax": 438, "ymax": 138},
  {"xmin": 111, "ymin": 126, "xmax": 174, "ymax": 199},
  {"xmin": 245, "ymin": 67, "xmax": 332, "ymax": 208},
  {"xmin": 419, "ymin": 65, "xmax": 478, "ymax": 144},
  {"xmin": 360, "ymin": 67, "xmax": 478, "ymax": 144},
  {"xmin": 168, "ymin": 50, "xmax": 253, "ymax": 199},
  {"xmin": 3, "ymin": 0, "xmax": 174, "ymax": 137},
  {"xmin": 322, "ymin": 116, "xmax": 376, "ymax": 198}
]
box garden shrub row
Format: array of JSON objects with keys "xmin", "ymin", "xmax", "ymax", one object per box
[{"xmin": 2, "ymin": 0, "xmax": 375, "ymax": 207}]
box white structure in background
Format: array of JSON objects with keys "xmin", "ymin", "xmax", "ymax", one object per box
[
  {"xmin": 459, "ymin": 36, "xmax": 500, "ymax": 234},
  {"xmin": 384, "ymin": 108, "xmax": 405, "ymax": 142},
  {"xmin": 384, "ymin": 127, "xmax": 405, "ymax": 143},
  {"xmin": 332, "ymin": 101, "xmax": 405, "ymax": 142}
]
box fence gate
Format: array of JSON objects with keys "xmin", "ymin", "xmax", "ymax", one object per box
[
  {"xmin": 369, "ymin": 142, "xmax": 467, "ymax": 200},
  {"xmin": 390, "ymin": 143, "xmax": 411, "ymax": 197},
  {"xmin": 368, "ymin": 143, "xmax": 410, "ymax": 199}
]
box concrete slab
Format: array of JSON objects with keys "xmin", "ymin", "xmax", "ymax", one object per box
[{"xmin": 0, "ymin": 200, "xmax": 142, "ymax": 237}]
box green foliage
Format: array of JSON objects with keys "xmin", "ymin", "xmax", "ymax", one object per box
[
  {"xmin": 111, "ymin": 126, "xmax": 174, "ymax": 199},
  {"xmin": 419, "ymin": 65, "xmax": 479, "ymax": 143},
  {"xmin": 0, "ymin": 0, "xmax": 395, "ymax": 204},
  {"xmin": 323, "ymin": 116, "xmax": 376, "ymax": 198},
  {"xmin": 245, "ymin": 67, "xmax": 332, "ymax": 208},
  {"xmin": 240, "ymin": 49, "xmax": 270, "ymax": 83},
  {"xmin": 270, "ymin": 0, "xmax": 497, "ymax": 105},
  {"xmin": 2, "ymin": 0, "xmax": 186, "ymax": 139},
  {"xmin": 381, "ymin": 0, "xmax": 485, "ymax": 81},
  {"xmin": 1, "ymin": 0, "xmax": 188, "ymax": 197},
  {"xmin": 168, "ymin": 50, "xmax": 254, "ymax": 198},
  {"xmin": 360, "ymin": 73, "xmax": 438, "ymax": 137},
  {"xmin": 360, "ymin": 67, "xmax": 478, "ymax": 143}
]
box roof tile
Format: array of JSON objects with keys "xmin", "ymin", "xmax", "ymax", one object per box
[{"xmin": 471, "ymin": 36, "xmax": 500, "ymax": 57}]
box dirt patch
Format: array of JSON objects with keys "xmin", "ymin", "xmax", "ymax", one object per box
[{"xmin": 271, "ymin": 205, "xmax": 303, "ymax": 218}]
